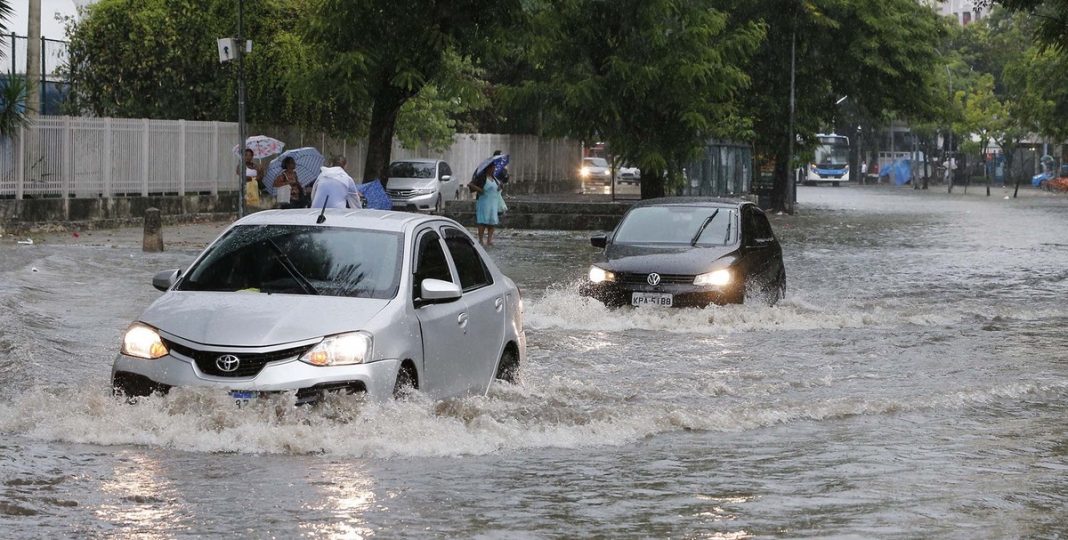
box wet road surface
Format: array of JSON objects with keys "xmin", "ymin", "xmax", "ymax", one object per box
[{"xmin": 1, "ymin": 186, "xmax": 1066, "ymax": 538}]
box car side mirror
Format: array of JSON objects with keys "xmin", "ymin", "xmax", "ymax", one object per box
[
  {"xmin": 152, "ymin": 269, "xmax": 181, "ymax": 292},
  {"xmin": 590, "ymin": 233, "xmax": 608, "ymax": 249},
  {"xmin": 419, "ymin": 278, "xmax": 462, "ymax": 305},
  {"xmin": 440, "ymin": 174, "xmax": 451, "ymax": 182}
]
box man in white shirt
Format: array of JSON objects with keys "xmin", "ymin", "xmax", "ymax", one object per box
[{"xmin": 310, "ymin": 156, "xmax": 363, "ymax": 209}]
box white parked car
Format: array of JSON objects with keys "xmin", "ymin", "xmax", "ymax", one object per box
[
  {"xmin": 112, "ymin": 209, "xmax": 526, "ymax": 404},
  {"xmin": 386, "ymin": 159, "xmax": 459, "ymax": 213},
  {"xmin": 616, "ymin": 164, "xmax": 641, "ymax": 185}
]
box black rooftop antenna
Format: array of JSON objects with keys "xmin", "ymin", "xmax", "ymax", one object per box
[{"xmin": 316, "ymin": 196, "xmax": 329, "ymax": 224}]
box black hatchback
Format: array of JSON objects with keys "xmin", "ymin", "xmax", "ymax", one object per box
[{"xmin": 579, "ymin": 198, "xmax": 785, "ymax": 308}]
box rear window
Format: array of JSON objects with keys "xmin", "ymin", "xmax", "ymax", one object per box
[{"xmin": 178, "ymin": 225, "xmax": 403, "ymax": 299}]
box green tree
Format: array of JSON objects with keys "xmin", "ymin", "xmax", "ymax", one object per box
[
  {"xmin": 64, "ymin": 0, "xmax": 296, "ymax": 124},
  {"xmin": 300, "ymin": 0, "xmax": 518, "ymax": 181},
  {"xmin": 731, "ymin": 0, "xmax": 944, "ymax": 210},
  {"xmin": 508, "ymin": 0, "xmax": 764, "ymax": 198},
  {"xmin": 995, "ymin": 0, "xmax": 1068, "ymax": 52}
]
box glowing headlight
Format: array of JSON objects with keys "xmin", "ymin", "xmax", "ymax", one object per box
[
  {"xmin": 588, "ymin": 266, "xmax": 615, "ymax": 283},
  {"xmin": 300, "ymin": 332, "xmax": 373, "ymax": 366},
  {"xmin": 693, "ymin": 269, "xmax": 732, "ymax": 287},
  {"xmin": 601, "ymin": 170, "xmax": 611, "ymax": 176},
  {"xmin": 121, "ymin": 323, "xmax": 168, "ymax": 359},
  {"xmin": 411, "ymin": 188, "xmax": 435, "ymax": 195},
  {"xmin": 580, "ymin": 167, "xmax": 590, "ymax": 178}
]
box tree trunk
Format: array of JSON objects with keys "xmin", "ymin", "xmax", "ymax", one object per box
[
  {"xmin": 362, "ymin": 88, "xmax": 408, "ymax": 182},
  {"xmin": 640, "ymin": 169, "xmax": 665, "ymax": 199},
  {"xmin": 771, "ymin": 148, "xmax": 791, "ymax": 213}
]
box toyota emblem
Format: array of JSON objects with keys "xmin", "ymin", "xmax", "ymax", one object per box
[
  {"xmin": 647, "ymin": 273, "xmax": 662, "ymax": 286},
  {"xmin": 215, "ymin": 354, "xmax": 241, "ymax": 373}
]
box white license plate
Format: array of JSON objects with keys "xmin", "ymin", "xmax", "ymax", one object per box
[
  {"xmin": 230, "ymin": 390, "xmax": 257, "ymax": 407},
  {"xmin": 631, "ymin": 292, "xmax": 673, "ymax": 307}
]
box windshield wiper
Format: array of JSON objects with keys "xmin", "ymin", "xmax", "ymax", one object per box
[
  {"xmin": 723, "ymin": 215, "xmax": 732, "ymax": 244},
  {"xmin": 265, "ymin": 238, "xmax": 319, "ymax": 295},
  {"xmin": 690, "ymin": 209, "xmax": 719, "ymax": 246}
]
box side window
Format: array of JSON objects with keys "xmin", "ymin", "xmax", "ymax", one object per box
[
  {"xmin": 440, "ymin": 162, "xmax": 452, "ymax": 179},
  {"xmin": 752, "ymin": 211, "xmax": 775, "ymax": 240},
  {"xmin": 442, "ymin": 227, "xmax": 492, "ymax": 291},
  {"xmin": 413, "ymin": 230, "xmax": 453, "ymax": 299},
  {"xmin": 742, "ymin": 208, "xmax": 758, "ymax": 245}
]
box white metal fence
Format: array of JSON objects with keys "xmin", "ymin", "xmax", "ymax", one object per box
[{"xmin": 0, "ymin": 116, "xmax": 582, "ymax": 199}]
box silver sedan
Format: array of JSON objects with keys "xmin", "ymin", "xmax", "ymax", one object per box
[{"xmin": 113, "ymin": 209, "xmax": 526, "ymax": 403}]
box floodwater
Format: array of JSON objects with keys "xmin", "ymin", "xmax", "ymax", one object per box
[{"xmin": 1, "ymin": 186, "xmax": 1066, "ymax": 538}]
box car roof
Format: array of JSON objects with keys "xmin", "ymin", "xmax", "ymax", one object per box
[
  {"xmin": 234, "ymin": 208, "xmax": 439, "ymax": 233},
  {"xmin": 631, "ymin": 196, "xmax": 753, "ymax": 210}
]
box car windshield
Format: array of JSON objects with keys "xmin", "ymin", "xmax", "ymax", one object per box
[
  {"xmin": 177, "ymin": 225, "xmax": 403, "ymax": 298},
  {"xmin": 583, "ymin": 158, "xmax": 608, "ymax": 168},
  {"xmin": 613, "ymin": 206, "xmax": 736, "ymax": 246},
  {"xmin": 389, "ymin": 162, "xmax": 436, "ymax": 178}
]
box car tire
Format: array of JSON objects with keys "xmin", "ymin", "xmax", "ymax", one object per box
[
  {"xmin": 393, "ymin": 364, "xmax": 418, "ymax": 399},
  {"xmin": 495, "ymin": 346, "xmax": 520, "ymax": 384},
  {"xmin": 833, "ymin": 181, "xmax": 841, "ymax": 187}
]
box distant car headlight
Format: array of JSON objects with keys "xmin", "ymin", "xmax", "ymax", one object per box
[
  {"xmin": 410, "ymin": 188, "xmax": 435, "ymax": 195},
  {"xmin": 693, "ymin": 269, "xmax": 732, "ymax": 287},
  {"xmin": 580, "ymin": 167, "xmax": 590, "ymax": 178},
  {"xmin": 300, "ymin": 332, "xmax": 373, "ymax": 366},
  {"xmin": 121, "ymin": 323, "xmax": 168, "ymax": 359},
  {"xmin": 601, "ymin": 170, "xmax": 611, "ymax": 176},
  {"xmin": 588, "ymin": 266, "xmax": 615, "ymax": 283},
  {"xmin": 809, "ymin": 164, "xmax": 818, "ymax": 171}
]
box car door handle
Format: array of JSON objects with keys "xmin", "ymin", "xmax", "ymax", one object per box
[
  {"xmin": 457, "ymin": 312, "xmax": 469, "ymax": 329},
  {"xmin": 494, "ymin": 297, "xmax": 504, "ymax": 311}
]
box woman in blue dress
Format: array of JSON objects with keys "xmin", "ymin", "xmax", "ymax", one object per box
[{"xmin": 471, "ymin": 173, "xmax": 500, "ymax": 246}]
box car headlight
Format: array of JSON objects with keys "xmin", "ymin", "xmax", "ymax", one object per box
[
  {"xmin": 121, "ymin": 323, "xmax": 168, "ymax": 359},
  {"xmin": 588, "ymin": 266, "xmax": 615, "ymax": 283},
  {"xmin": 580, "ymin": 167, "xmax": 590, "ymax": 178},
  {"xmin": 300, "ymin": 332, "xmax": 373, "ymax": 366},
  {"xmin": 412, "ymin": 188, "xmax": 435, "ymax": 195},
  {"xmin": 601, "ymin": 170, "xmax": 610, "ymax": 176},
  {"xmin": 693, "ymin": 269, "xmax": 732, "ymax": 287}
]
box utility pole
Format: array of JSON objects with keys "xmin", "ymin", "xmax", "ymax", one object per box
[
  {"xmin": 786, "ymin": 25, "xmax": 796, "ymax": 214},
  {"xmin": 25, "ymin": 0, "xmax": 41, "ymax": 118},
  {"xmin": 946, "ymin": 65, "xmax": 954, "ymax": 194},
  {"xmin": 235, "ymin": 0, "xmax": 248, "ymax": 218}
]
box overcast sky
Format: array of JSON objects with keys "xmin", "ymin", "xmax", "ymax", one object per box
[{"xmin": 4, "ymin": 0, "xmax": 84, "ymax": 40}]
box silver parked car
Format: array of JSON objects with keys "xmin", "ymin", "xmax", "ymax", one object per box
[
  {"xmin": 386, "ymin": 159, "xmax": 459, "ymax": 213},
  {"xmin": 113, "ymin": 209, "xmax": 526, "ymax": 404}
]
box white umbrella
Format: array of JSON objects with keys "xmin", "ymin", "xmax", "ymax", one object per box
[{"xmin": 232, "ymin": 135, "xmax": 285, "ymax": 159}]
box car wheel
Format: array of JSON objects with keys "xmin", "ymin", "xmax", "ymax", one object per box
[
  {"xmin": 833, "ymin": 181, "xmax": 841, "ymax": 187},
  {"xmin": 495, "ymin": 346, "xmax": 520, "ymax": 384},
  {"xmin": 393, "ymin": 364, "xmax": 418, "ymax": 399},
  {"xmin": 434, "ymin": 195, "xmax": 443, "ymax": 214}
]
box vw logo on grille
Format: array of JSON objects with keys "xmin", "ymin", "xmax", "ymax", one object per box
[
  {"xmin": 647, "ymin": 273, "xmax": 662, "ymax": 286},
  {"xmin": 215, "ymin": 354, "xmax": 241, "ymax": 373}
]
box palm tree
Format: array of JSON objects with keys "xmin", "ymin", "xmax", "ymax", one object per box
[{"xmin": 0, "ymin": 0, "xmax": 30, "ymax": 138}]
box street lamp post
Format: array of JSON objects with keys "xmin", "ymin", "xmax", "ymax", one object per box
[{"xmin": 236, "ymin": 0, "xmax": 248, "ymax": 218}]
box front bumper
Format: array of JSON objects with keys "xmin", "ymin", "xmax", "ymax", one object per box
[
  {"xmin": 112, "ymin": 352, "xmax": 401, "ymax": 402},
  {"xmin": 579, "ymin": 281, "xmax": 741, "ymax": 308},
  {"xmin": 390, "ymin": 192, "xmax": 437, "ymax": 211}
]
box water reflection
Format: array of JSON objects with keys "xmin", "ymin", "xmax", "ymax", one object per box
[
  {"xmin": 299, "ymin": 462, "xmax": 376, "ymax": 539},
  {"xmin": 95, "ymin": 451, "xmax": 186, "ymax": 539}
]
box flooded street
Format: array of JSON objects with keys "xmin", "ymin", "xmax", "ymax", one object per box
[{"xmin": 1, "ymin": 186, "xmax": 1066, "ymax": 538}]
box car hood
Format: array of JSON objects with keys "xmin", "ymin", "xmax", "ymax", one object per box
[
  {"xmin": 600, "ymin": 243, "xmax": 739, "ymax": 275},
  {"xmin": 140, "ymin": 292, "xmax": 391, "ymax": 347},
  {"xmin": 387, "ymin": 177, "xmax": 437, "ymax": 190}
]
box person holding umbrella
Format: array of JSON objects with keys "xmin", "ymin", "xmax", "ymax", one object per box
[
  {"xmin": 238, "ymin": 148, "xmax": 265, "ymax": 206},
  {"xmin": 469, "ymin": 153, "xmax": 508, "ymax": 246},
  {"xmin": 271, "ymin": 156, "xmax": 307, "ymax": 208}
]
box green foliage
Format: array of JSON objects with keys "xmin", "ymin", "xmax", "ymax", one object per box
[
  {"xmin": 63, "ymin": 0, "xmax": 297, "ymax": 123},
  {"xmin": 300, "ymin": 0, "xmax": 519, "ymax": 179},
  {"xmin": 0, "ymin": 73, "xmax": 30, "ymax": 137},
  {"xmin": 726, "ymin": 0, "xmax": 944, "ymax": 208},
  {"xmin": 396, "ymin": 53, "xmax": 488, "ymax": 151},
  {"xmin": 996, "ymin": 0, "xmax": 1068, "ymax": 52},
  {"xmin": 512, "ymin": 0, "xmax": 764, "ymax": 197},
  {"xmin": 0, "ymin": 0, "xmax": 11, "ymax": 43}
]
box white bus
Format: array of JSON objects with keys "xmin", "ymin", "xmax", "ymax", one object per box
[{"xmin": 802, "ymin": 134, "xmax": 850, "ymax": 187}]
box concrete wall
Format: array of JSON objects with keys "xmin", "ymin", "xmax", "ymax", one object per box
[
  {"xmin": 444, "ymin": 200, "xmax": 634, "ymax": 231},
  {"xmin": 0, "ymin": 193, "xmax": 237, "ymax": 234}
]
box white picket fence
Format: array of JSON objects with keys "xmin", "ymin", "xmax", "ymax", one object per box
[{"xmin": 0, "ymin": 116, "xmax": 582, "ymax": 199}]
